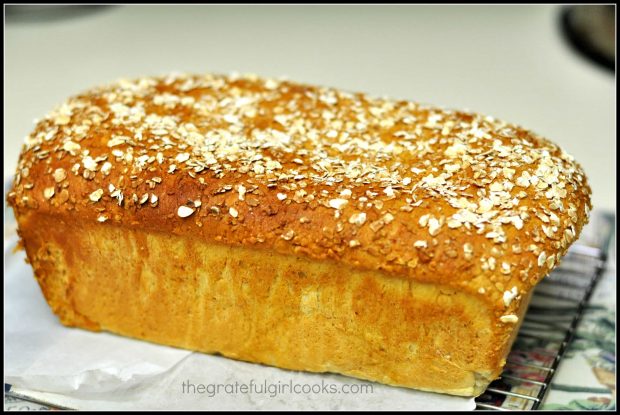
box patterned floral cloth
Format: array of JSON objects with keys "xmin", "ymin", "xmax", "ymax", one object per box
[{"xmin": 541, "ymin": 270, "xmax": 616, "ymax": 410}]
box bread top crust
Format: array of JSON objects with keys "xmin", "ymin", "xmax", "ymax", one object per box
[{"xmin": 8, "ymin": 73, "xmax": 591, "ymax": 321}]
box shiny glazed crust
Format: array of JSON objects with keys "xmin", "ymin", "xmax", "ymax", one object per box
[{"xmin": 7, "ymin": 73, "xmax": 591, "ymax": 396}]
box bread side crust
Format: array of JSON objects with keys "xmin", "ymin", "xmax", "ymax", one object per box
[{"xmin": 16, "ymin": 210, "xmax": 532, "ymax": 397}]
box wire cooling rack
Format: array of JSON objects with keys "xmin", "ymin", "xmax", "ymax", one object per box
[{"xmin": 475, "ymin": 212, "xmax": 615, "ymax": 410}]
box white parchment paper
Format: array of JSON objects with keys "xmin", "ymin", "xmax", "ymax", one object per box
[{"xmin": 4, "ymin": 230, "xmax": 475, "ymax": 411}]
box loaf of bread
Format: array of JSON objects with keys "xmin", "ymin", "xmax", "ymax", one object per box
[{"xmin": 7, "ymin": 73, "xmax": 591, "ymax": 397}]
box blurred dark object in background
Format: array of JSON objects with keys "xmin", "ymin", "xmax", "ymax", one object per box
[
  {"xmin": 6, "ymin": 5, "xmax": 113, "ymax": 24},
  {"xmin": 561, "ymin": 5, "xmax": 615, "ymax": 72}
]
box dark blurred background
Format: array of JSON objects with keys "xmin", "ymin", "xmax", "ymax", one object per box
[{"xmin": 560, "ymin": 5, "xmax": 615, "ymax": 71}]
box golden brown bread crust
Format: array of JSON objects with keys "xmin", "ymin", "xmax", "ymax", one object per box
[{"xmin": 7, "ymin": 73, "xmax": 591, "ymax": 396}]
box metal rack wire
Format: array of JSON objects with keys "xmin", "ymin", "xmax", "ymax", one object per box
[{"xmin": 475, "ymin": 214, "xmax": 614, "ymax": 410}]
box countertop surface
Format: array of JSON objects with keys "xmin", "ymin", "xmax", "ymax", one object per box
[{"xmin": 5, "ymin": 5, "xmax": 615, "ymax": 211}]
